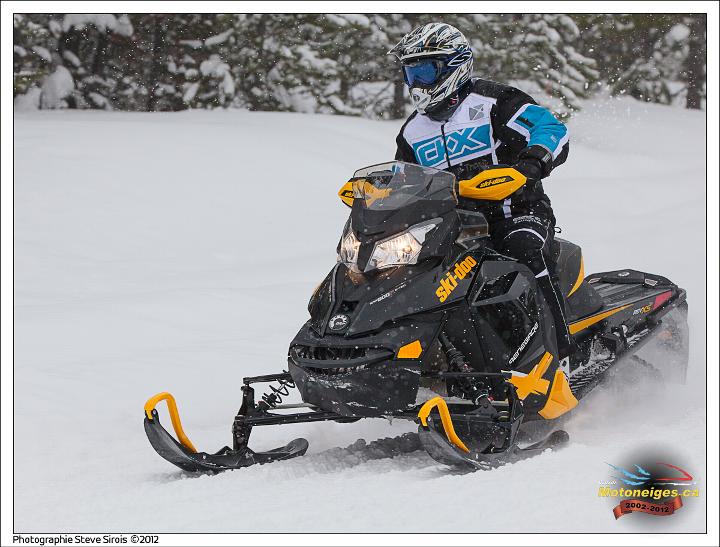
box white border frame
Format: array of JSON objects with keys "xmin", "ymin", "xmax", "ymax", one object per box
[{"xmin": 2, "ymin": 2, "xmax": 718, "ymax": 545}]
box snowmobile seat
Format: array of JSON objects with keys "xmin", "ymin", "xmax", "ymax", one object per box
[{"xmin": 552, "ymin": 238, "xmax": 603, "ymax": 323}]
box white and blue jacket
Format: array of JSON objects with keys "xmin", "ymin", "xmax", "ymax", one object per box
[{"xmin": 395, "ymin": 78, "xmax": 569, "ymax": 220}]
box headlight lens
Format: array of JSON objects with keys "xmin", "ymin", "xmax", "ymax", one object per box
[
  {"xmin": 338, "ymin": 228, "xmax": 360, "ymax": 270},
  {"xmin": 366, "ymin": 221, "xmax": 439, "ymax": 271}
]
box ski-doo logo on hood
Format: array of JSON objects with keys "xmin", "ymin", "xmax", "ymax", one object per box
[{"xmin": 435, "ymin": 256, "xmax": 478, "ymax": 303}]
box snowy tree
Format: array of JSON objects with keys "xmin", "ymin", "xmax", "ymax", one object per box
[
  {"xmin": 13, "ymin": 14, "xmax": 57, "ymax": 105},
  {"xmin": 677, "ymin": 14, "xmax": 706, "ymax": 110},
  {"xmin": 57, "ymin": 14, "xmax": 135, "ymax": 109},
  {"xmin": 358, "ymin": 14, "xmax": 418, "ymax": 119},
  {"xmin": 325, "ymin": 13, "xmax": 416, "ymax": 119},
  {"xmin": 130, "ymin": 14, "xmax": 204, "ymax": 111},
  {"xmin": 573, "ymin": 14, "xmax": 706, "ymax": 109},
  {"xmin": 228, "ymin": 14, "xmax": 356, "ymax": 114},
  {"xmin": 458, "ymin": 14, "xmax": 598, "ymax": 116},
  {"xmin": 12, "ymin": 13, "xmax": 706, "ymax": 114}
]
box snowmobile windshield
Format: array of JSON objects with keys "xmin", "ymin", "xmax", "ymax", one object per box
[{"xmin": 350, "ymin": 161, "xmax": 457, "ymax": 212}]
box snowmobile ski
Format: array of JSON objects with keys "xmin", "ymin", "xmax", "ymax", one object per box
[{"xmin": 144, "ymin": 392, "xmax": 309, "ymax": 472}]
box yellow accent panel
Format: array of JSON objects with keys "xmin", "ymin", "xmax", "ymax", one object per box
[
  {"xmin": 417, "ymin": 396, "xmax": 470, "ymax": 453},
  {"xmin": 458, "ymin": 167, "xmax": 527, "ymax": 201},
  {"xmin": 538, "ymin": 370, "xmax": 579, "ymax": 419},
  {"xmin": 507, "ymin": 352, "xmax": 553, "ymax": 400},
  {"xmin": 568, "ymin": 305, "xmax": 631, "ymax": 335},
  {"xmin": 144, "ymin": 392, "xmax": 198, "ymax": 453},
  {"xmin": 397, "ymin": 340, "xmax": 422, "ymax": 359},
  {"xmin": 338, "ymin": 181, "xmax": 354, "ymax": 207},
  {"xmin": 567, "ymin": 256, "xmax": 585, "ymax": 297}
]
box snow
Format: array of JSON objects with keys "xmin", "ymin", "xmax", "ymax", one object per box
[
  {"xmin": 88, "ymin": 92, "xmax": 110, "ymax": 109},
  {"xmin": 205, "ymin": 28, "xmax": 233, "ymax": 47},
  {"xmin": 199, "ymin": 54, "xmax": 230, "ymax": 77},
  {"xmin": 13, "ymin": 87, "xmax": 41, "ymax": 111},
  {"xmin": 13, "ymin": 98, "xmax": 706, "ymax": 532},
  {"xmin": 48, "ymin": 19, "xmax": 61, "ymax": 37},
  {"xmin": 295, "ymin": 44, "xmax": 336, "ymax": 72},
  {"xmin": 222, "ymin": 72, "xmax": 235, "ymax": 96},
  {"xmin": 330, "ymin": 13, "xmax": 372, "ymax": 27},
  {"xmin": 39, "ymin": 65, "xmax": 74, "ymax": 109},
  {"xmin": 183, "ymin": 82, "xmax": 199, "ymax": 103},
  {"xmin": 178, "ymin": 39, "xmax": 202, "ymax": 50},
  {"xmin": 31, "ymin": 45, "xmax": 51, "ymax": 62},
  {"xmin": 668, "ymin": 23, "xmax": 691, "ymax": 43},
  {"xmin": 62, "ymin": 14, "xmax": 133, "ymax": 36},
  {"xmin": 62, "ymin": 50, "xmax": 81, "ymax": 67}
]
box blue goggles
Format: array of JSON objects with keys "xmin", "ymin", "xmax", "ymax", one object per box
[{"xmin": 402, "ymin": 58, "xmax": 446, "ymax": 88}]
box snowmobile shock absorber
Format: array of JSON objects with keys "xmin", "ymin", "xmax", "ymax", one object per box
[
  {"xmin": 231, "ymin": 373, "xmax": 298, "ymax": 450},
  {"xmin": 256, "ymin": 375, "xmax": 296, "ymax": 412},
  {"xmin": 439, "ymin": 332, "xmax": 489, "ymax": 403}
]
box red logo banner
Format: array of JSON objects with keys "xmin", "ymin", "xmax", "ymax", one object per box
[{"xmin": 613, "ymin": 496, "xmax": 683, "ymax": 519}]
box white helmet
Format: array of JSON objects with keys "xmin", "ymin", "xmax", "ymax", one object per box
[{"xmin": 388, "ymin": 22, "xmax": 474, "ymax": 115}]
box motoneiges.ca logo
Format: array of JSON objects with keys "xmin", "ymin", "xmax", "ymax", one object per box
[{"xmin": 599, "ymin": 459, "xmax": 700, "ymax": 520}]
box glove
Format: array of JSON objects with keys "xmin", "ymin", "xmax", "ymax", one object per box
[{"xmin": 513, "ymin": 145, "xmax": 554, "ymax": 181}]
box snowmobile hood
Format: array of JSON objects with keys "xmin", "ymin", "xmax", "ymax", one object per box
[
  {"xmin": 290, "ymin": 250, "xmax": 484, "ymax": 417},
  {"xmin": 308, "ymin": 253, "xmax": 481, "ymax": 338}
]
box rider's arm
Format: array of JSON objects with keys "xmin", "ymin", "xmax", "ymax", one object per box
[
  {"xmin": 493, "ymin": 87, "xmax": 570, "ymax": 178},
  {"xmin": 395, "ymin": 132, "xmax": 416, "ymax": 163},
  {"xmin": 394, "ymin": 111, "xmax": 419, "ymax": 164}
]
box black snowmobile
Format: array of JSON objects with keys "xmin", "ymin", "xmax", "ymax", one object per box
[{"xmin": 144, "ymin": 161, "xmax": 689, "ymax": 472}]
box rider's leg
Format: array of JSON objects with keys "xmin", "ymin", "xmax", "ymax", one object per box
[{"xmin": 491, "ymin": 213, "xmax": 574, "ymax": 361}]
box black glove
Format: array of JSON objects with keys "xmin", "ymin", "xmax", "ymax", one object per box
[{"xmin": 513, "ymin": 145, "xmax": 554, "ymax": 181}]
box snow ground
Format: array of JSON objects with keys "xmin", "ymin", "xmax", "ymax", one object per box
[{"xmin": 13, "ymin": 98, "xmax": 706, "ymax": 533}]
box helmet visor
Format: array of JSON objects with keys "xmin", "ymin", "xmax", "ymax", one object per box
[{"xmin": 402, "ymin": 59, "xmax": 444, "ymax": 88}]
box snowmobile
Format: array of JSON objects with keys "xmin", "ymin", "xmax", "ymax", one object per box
[{"xmin": 144, "ymin": 161, "xmax": 689, "ymax": 472}]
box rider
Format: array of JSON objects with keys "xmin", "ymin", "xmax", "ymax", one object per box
[{"xmin": 389, "ymin": 22, "xmax": 574, "ymax": 363}]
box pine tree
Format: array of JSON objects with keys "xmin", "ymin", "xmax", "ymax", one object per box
[
  {"xmin": 13, "ymin": 14, "xmax": 58, "ymax": 107},
  {"xmin": 13, "ymin": 13, "xmax": 705, "ymax": 114},
  {"xmin": 57, "ymin": 14, "xmax": 135, "ymax": 109},
  {"xmin": 678, "ymin": 14, "xmax": 706, "ymax": 110},
  {"xmin": 468, "ymin": 14, "xmax": 598, "ymax": 116},
  {"xmin": 572, "ymin": 14, "xmax": 706, "ymax": 108}
]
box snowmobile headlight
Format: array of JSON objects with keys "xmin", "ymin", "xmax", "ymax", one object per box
[
  {"xmin": 338, "ymin": 228, "xmax": 361, "ymax": 270},
  {"xmin": 366, "ymin": 220, "xmax": 440, "ymax": 271}
]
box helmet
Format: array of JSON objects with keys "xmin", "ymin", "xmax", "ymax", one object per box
[{"xmin": 388, "ymin": 22, "xmax": 473, "ymax": 115}]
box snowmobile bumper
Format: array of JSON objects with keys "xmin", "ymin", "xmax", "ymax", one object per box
[
  {"xmin": 287, "ymin": 318, "xmax": 447, "ymax": 417},
  {"xmin": 143, "ymin": 392, "xmax": 308, "ymax": 472},
  {"xmin": 288, "ymin": 354, "xmax": 421, "ymax": 417}
]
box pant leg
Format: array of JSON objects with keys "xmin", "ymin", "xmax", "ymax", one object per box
[{"xmin": 490, "ymin": 213, "xmax": 573, "ymax": 360}]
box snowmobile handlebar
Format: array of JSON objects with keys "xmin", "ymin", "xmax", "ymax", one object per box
[
  {"xmin": 456, "ymin": 166, "xmax": 527, "ymax": 201},
  {"xmin": 338, "ymin": 163, "xmax": 527, "ymax": 207}
]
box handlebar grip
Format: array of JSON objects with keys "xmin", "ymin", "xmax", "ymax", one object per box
[{"xmin": 457, "ymin": 167, "xmax": 527, "ymax": 201}]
